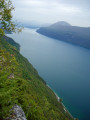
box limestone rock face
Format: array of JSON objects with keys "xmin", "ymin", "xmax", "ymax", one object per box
[
  {"xmin": 6, "ymin": 104, "xmax": 27, "ymax": 120},
  {"xmin": 8, "ymin": 73, "xmax": 14, "ymax": 79}
]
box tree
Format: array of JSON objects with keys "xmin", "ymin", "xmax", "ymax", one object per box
[{"xmin": 0, "ymin": 0, "xmax": 22, "ymax": 36}]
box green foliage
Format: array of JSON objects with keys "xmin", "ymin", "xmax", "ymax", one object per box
[
  {"xmin": 0, "ymin": 0, "xmax": 23, "ymax": 36},
  {"xmin": 0, "ymin": 37, "xmax": 74, "ymax": 120},
  {"xmin": 0, "ymin": 0, "xmax": 14, "ymax": 32},
  {"xmin": 0, "ymin": 29, "xmax": 5, "ymax": 36},
  {"xmin": 3, "ymin": 35, "xmax": 20, "ymax": 51},
  {"xmin": 22, "ymin": 70, "xmax": 32, "ymax": 80}
]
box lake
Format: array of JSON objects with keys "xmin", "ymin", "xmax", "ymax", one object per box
[{"xmin": 7, "ymin": 28, "xmax": 90, "ymax": 120}]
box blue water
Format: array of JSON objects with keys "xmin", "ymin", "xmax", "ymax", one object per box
[{"xmin": 7, "ymin": 28, "xmax": 90, "ymax": 120}]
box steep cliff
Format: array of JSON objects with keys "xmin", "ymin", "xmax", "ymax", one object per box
[{"xmin": 0, "ymin": 35, "xmax": 74, "ymax": 120}]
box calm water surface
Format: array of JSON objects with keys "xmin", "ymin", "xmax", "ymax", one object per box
[{"xmin": 7, "ymin": 28, "xmax": 90, "ymax": 120}]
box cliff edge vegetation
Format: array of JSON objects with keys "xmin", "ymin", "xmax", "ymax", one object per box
[{"xmin": 0, "ymin": 35, "xmax": 74, "ymax": 120}]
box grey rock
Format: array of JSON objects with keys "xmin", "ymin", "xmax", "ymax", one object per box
[
  {"xmin": 6, "ymin": 104, "xmax": 27, "ymax": 120},
  {"xmin": 8, "ymin": 73, "xmax": 14, "ymax": 79}
]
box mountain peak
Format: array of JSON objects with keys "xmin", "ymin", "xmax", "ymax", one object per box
[{"xmin": 50, "ymin": 21, "xmax": 71, "ymax": 27}]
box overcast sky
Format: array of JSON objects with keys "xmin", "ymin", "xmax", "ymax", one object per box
[{"xmin": 12, "ymin": 0, "xmax": 90, "ymax": 27}]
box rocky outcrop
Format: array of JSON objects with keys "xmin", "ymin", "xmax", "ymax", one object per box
[
  {"xmin": 6, "ymin": 104, "xmax": 27, "ymax": 120},
  {"xmin": 8, "ymin": 73, "xmax": 14, "ymax": 79}
]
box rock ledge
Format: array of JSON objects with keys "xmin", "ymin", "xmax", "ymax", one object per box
[{"xmin": 6, "ymin": 104, "xmax": 27, "ymax": 120}]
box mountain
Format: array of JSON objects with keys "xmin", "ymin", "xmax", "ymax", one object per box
[
  {"xmin": 37, "ymin": 21, "xmax": 90, "ymax": 49},
  {"xmin": 3, "ymin": 35, "xmax": 20, "ymax": 51},
  {"xmin": 0, "ymin": 35, "xmax": 74, "ymax": 120},
  {"xmin": 50, "ymin": 21, "xmax": 71, "ymax": 27}
]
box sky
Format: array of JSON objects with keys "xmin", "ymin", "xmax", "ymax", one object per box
[{"xmin": 12, "ymin": 0, "xmax": 90, "ymax": 27}]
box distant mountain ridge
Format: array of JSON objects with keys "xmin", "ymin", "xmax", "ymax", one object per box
[
  {"xmin": 50, "ymin": 21, "xmax": 71, "ymax": 27},
  {"xmin": 37, "ymin": 21, "xmax": 90, "ymax": 49}
]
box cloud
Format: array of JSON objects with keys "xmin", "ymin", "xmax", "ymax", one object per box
[{"xmin": 12, "ymin": 0, "xmax": 90, "ymax": 27}]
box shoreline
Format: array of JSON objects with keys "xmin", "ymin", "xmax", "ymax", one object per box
[{"xmin": 46, "ymin": 84, "xmax": 74, "ymax": 119}]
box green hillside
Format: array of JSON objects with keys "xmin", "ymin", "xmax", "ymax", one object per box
[{"xmin": 0, "ymin": 36, "xmax": 74, "ymax": 120}]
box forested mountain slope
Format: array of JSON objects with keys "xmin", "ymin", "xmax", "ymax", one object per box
[
  {"xmin": 0, "ymin": 36, "xmax": 74, "ymax": 120},
  {"xmin": 37, "ymin": 21, "xmax": 90, "ymax": 49}
]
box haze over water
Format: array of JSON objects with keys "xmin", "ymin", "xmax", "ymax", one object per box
[{"xmin": 7, "ymin": 28, "xmax": 90, "ymax": 120}]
